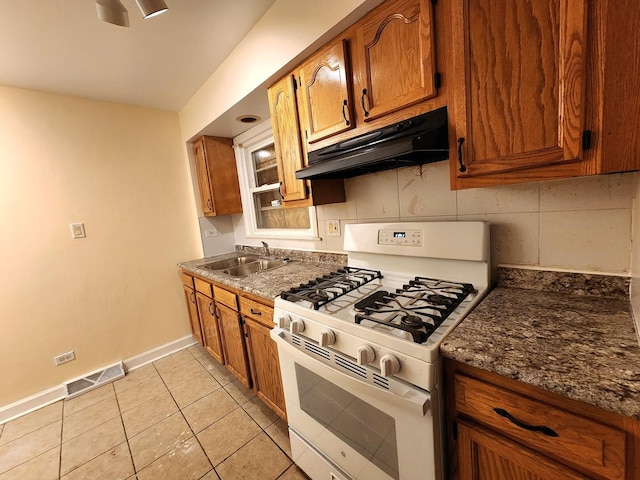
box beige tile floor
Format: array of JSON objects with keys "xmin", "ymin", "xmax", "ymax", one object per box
[{"xmin": 0, "ymin": 345, "xmax": 308, "ymax": 480}]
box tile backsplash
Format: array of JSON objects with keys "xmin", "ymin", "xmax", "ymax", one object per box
[{"xmin": 313, "ymin": 162, "xmax": 639, "ymax": 274}]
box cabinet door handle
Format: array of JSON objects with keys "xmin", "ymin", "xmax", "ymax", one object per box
[
  {"xmin": 190, "ymin": 292, "xmax": 195, "ymax": 304},
  {"xmin": 342, "ymin": 99, "xmax": 350, "ymax": 126},
  {"xmin": 250, "ymin": 308, "xmax": 262, "ymax": 316},
  {"xmin": 457, "ymin": 137, "xmax": 467, "ymax": 173},
  {"xmin": 279, "ymin": 182, "xmax": 285, "ymax": 199},
  {"xmin": 208, "ymin": 301, "xmax": 215, "ymax": 316},
  {"xmin": 361, "ymin": 89, "xmax": 370, "ymax": 117},
  {"xmin": 493, "ymin": 408, "xmax": 559, "ymax": 437}
]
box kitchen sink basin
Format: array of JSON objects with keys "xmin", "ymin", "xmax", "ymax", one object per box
[
  {"xmin": 223, "ymin": 258, "xmax": 288, "ymax": 277},
  {"xmin": 202, "ymin": 254, "xmax": 260, "ymax": 270}
]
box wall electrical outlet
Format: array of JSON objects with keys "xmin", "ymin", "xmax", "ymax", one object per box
[
  {"xmin": 70, "ymin": 223, "xmax": 86, "ymax": 239},
  {"xmin": 327, "ymin": 220, "xmax": 341, "ymax": 237},
  {"xmin": 205, "ymin": 227, "xmax": 218, "ymax": 237},
  {"xmin": 54, "ymin": 351, "xmax": 76, "ymax": 366}
]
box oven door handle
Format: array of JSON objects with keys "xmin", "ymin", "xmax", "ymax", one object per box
[{"xmin": 271, "ymin": 328, "xmax": 431, "ymax": 417}]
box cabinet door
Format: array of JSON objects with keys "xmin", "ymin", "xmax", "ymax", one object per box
[
  {"xmin": 192, "ymin": 138, "xmax": 214, "ymax": 215},
  {"xmin": 182, "ymin": 284, "xmax": 203, "ymax": 345},
  {"xmin": 196, "ymin": 292, "xmax": 224, "ymax": 364},
  {"xmin": 267, "ymin": 74, "xmax": 309, "ymax": 204},
  {"xmin": 244, "ymin": 317, "xmax": 287, "ymax": 421},
  {"xmin": 451, "ymin": 0, "xmax": 588, "ymax": 180},
  {"xmin": 457, "ymin": 421, "xmax": 588, "ymax": 480},
  {"xmin": 355, "ymin": 0, "xmax": 437, "ymax": 122},
  {"xmin": 298, "ymin": 40, "xmax": 354, "ymax": 143},
  {"xmin": 216, "ymin": 303, "xmax": 251, "ymax": 388}
]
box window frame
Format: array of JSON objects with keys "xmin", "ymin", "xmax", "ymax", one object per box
[{"xmin": 233, "ymin": 120, "xmax": 319, "ymax": 240}]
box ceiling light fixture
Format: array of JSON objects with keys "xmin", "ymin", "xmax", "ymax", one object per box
[
  {"xmin": 135, "ymin": 0, "xmax": 168, "ymax": 19},
  {"xmin": 96, "ymin": 0, "xmax": 129, "ymax": 27}
]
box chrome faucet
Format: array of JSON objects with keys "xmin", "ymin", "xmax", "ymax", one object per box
[{"xmin": 261, "ymin": 241, "xmax": 270, "ymax": 258}]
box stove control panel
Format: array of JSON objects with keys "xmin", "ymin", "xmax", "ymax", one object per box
[{"xmin": 378, "ymin": 228, "xmax": 422, "ymax": 247}]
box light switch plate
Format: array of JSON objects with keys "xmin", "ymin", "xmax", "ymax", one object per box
[
  {"xmin": 70, "ymin": 223, "xmax": 86, "ymax": 239},
  {"xmin": 327, "ymin": 220, "xmax": 341, "ymax": 237}
]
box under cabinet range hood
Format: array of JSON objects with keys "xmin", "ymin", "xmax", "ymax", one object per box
[{"xmin": 296, "ymin": 106, "xmax": 449, "ymax": 180}]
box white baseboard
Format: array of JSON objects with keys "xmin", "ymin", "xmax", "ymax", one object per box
[{"xmin": 0, "ymin": 334, "xmax": 196, "ymax": 425}]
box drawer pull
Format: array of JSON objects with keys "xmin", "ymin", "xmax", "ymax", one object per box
[
  {"xmin": 493, "ymin": 408, "xmax": 559, "ymax": 437},
  {"xmin": 250, "ymin": 308, "xmax": 262, "ymax": 316}
]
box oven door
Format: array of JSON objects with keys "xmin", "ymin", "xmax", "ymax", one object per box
[{"xmin": 271, "ymin": 328, "xmax": 443, "ymax": 480}]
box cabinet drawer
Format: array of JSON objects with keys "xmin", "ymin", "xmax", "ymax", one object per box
[
  {"xmin": 213, "ymin": 285, "xmax": 238, "ymax": 310},
  {"xmin": 179, "ymin": 271, "xmax": 194, "ymax": 288},
  {"xmin": 454, "ymin": 374, "xmax": 626, "ymax": 479},
  {"xmin": 239, "ymin": 296, "xmax": 274, "ymax": 327},
  {"xmin": 194, "ymin": 277, "xmax": 213, "ymax": 297}
]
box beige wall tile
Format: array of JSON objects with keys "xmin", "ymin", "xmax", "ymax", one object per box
[
  {"xmin": 0, "ymin": 421, "xmax": 61, "ymax": 475},
  {"xmin": 351, "ymin": 170, "xmax": 400, "ymax": 220},
  {"xmin": 457, "ymin": 183, "xmax": 540, "ymax": 215},
  {"xmin": 540, "ymin": 209, "xmax": 632, "ymax": 272},
  {"xmin": 0, "ymin": 446, "xmax": 59, "ymax": 480},
  {"xmin": 398, "ymin": 162, "xmax": 457, "ymax": 218},
  {"xmin": 0, "ymin": 402, "xmax": 62, "ymax": 446},
  {"xmin": 317, "ymin": 196, "xmax": 358, "ymax": 221},
  {"xmin": 540, "ymin": 173, "xmax": 638, "ymax": 212}
]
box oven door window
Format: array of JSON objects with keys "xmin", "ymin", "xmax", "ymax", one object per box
[{"xmin": 295, "ymin": 363, "xmax": 399, "ymax": 480}]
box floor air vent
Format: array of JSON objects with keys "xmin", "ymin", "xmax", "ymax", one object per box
[{"xmin": 64, "ymin": 361, "xmax": 125, "ymax": 399}]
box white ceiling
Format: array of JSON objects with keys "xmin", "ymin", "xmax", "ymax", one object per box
[{"xmin": 0, "ymin": 0, "xmax": 276, "ymax": 112}]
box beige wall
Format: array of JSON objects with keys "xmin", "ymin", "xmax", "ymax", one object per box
[
  {"xmin": 234, "ymin": 162, "xmax": 639, "ymax": 275},
  {"xmin": 0, "ymin": 86, "xmax": 202, "ymax": 407},
  {"xmin": 178, "ymin": 0, "xmax": 382, "ymax": 142}
]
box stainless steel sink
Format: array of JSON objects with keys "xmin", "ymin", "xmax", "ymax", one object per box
[
  {"xmin": 202, "ymin": 254, "xmax": 260, "ymax": 270},
  {"xmin": 223, "ymin": 258, "xmax": 288, "ymax": 277}
]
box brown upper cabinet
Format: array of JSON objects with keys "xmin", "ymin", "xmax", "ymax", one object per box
[
  {"xmin": 192, "ymin": 136, "xmax": 243, "ymax": 216},
  {"xmin": 352, "ymin": 0, "xmax": 437, "ymax": 123},
  {"xmin": 450, "ymin": 0, "xmax": 640, "ymax": 189},
  {"xmin": 268, "ymin": 74, "xmax": 346, "ymax": 208},
  {"xmin": 298, "ymin": 40, "xmax": 354, "ymax": 144}
]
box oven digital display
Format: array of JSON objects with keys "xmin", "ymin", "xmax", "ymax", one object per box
[{"xmin": 393, "ymin": 232, "xmax": 406, "ymax": 238}]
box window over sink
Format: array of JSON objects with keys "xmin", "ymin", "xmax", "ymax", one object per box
[{"xmin": 233, "ymin": 120, "xmax": 318, "ymax": 239}]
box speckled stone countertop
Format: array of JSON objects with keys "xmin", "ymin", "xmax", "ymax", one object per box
[
  {"xmin": 441, "ymin": 268, "xmax": 640, "ymax": 420},
  {"xmin": 177, "ymin": 247, "xmax": 347, "ymax": 300}
]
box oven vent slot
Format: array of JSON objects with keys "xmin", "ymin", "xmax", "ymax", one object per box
[
  {"xmin": 292, "ymin": 335, "xmax": 302, "ymax": 347},
  {"xmin": 373, "ymin": 373, "xmax": 390, "ymax": 390},
  {"xmin": 304, "ymin": 341, "xmax": 331, "ymax": 361},
  {"xmin": 335, "ymin": 355, "xmax": 367, "ymax": 379}
]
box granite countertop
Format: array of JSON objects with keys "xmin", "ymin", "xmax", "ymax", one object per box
[
  {"xmin": 178, "ymin": 247, "xmax": 347, "ymax": 300},
  {"xmin": 441, "ymin": 268, "xmax": 640, "ymax": 420}
]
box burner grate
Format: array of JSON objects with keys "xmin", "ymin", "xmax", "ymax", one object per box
[
  {"xmin": 355, "ymin": 277, "xmax": 475, "ymax": 343},
  {"xmin": 280, "ymin": 267, "xmax": 382, "ymax": 310}
]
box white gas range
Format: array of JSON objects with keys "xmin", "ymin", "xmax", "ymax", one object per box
[{"xmin": 270, "ymin": 222, "xmax": 490, "ymax": 480}]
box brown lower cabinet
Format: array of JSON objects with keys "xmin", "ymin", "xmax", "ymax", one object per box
[
  {"xmin": 179, "ymin": 270, "xmax": 286, "ymax": 420},
  {"xmin": 445, "ymin": 359, "xmax": 640, "ymax": 480}
]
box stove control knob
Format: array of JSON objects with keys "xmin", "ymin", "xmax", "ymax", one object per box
[
  {"xmin": 290, "ymin": 318, "xmax": 305, "ymax": 335},
  {"xmin": 379, "ymin": 354, "xmax": 401, "ymax": 377},
  {"xmin": 319, "ymin": 329, "xmax": 336, "ymax": 346},
  {"xmin": 356, "ymin": 345, "xmax": 375, "ymax": 365},
  {"xmin": 276, "ymin": 316, "xmax": 290, "ymax": 329}
]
